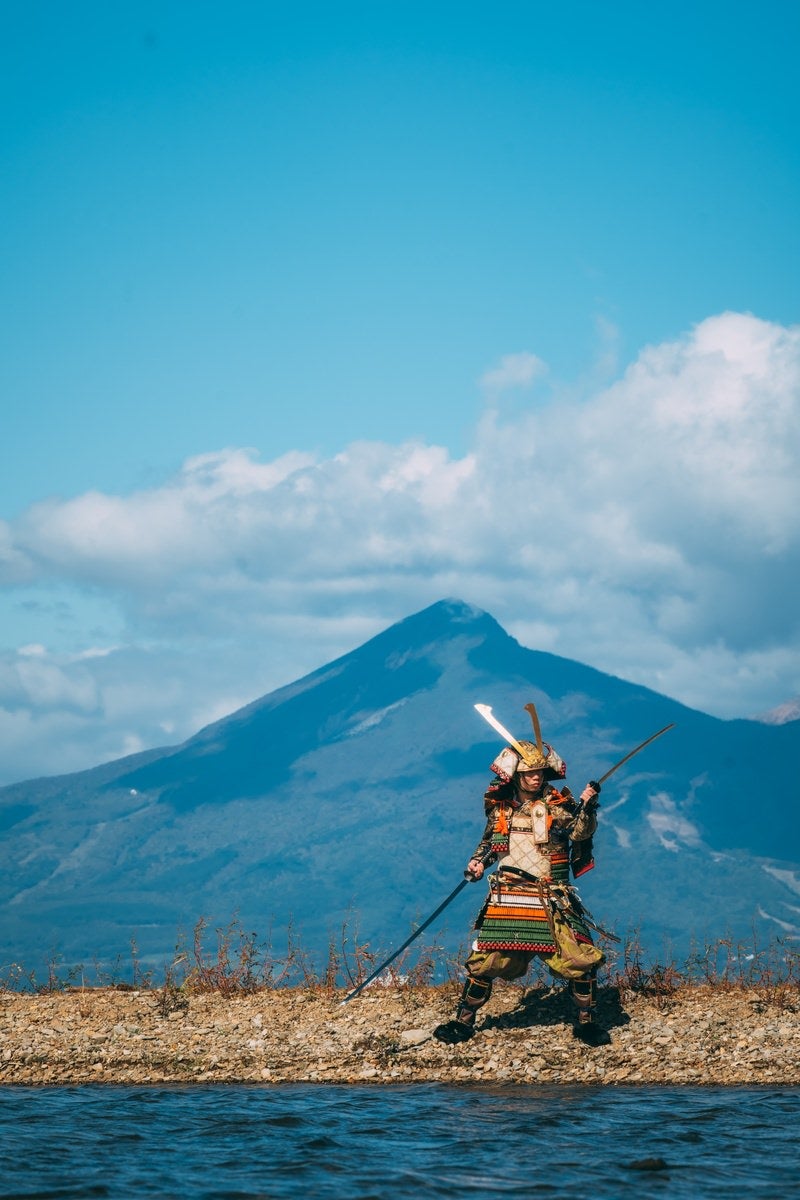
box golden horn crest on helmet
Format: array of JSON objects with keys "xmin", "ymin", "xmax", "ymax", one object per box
[{"xmin": 524, "ymin": 702, "xmax": 544, "ymax": 756}]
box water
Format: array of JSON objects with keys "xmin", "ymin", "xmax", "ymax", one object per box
[{"xmin": 1, "ymin": 1085, "xmax": 798, "ymax": 1199}]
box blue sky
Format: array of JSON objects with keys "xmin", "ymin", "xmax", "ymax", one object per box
[{"xmin": 1, "ymin": 2, "xmax": 799, "ymax": 783}]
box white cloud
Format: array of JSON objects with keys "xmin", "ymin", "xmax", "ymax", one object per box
[
  {"xmin": 18, "ymin": 643, "xmax": 47, "ymax": 658},
  {"xmin": 480, "ymin": 351, "xmax": 547, "ymax": 396},
  {"xmin": 0, "ymin": 646, "xmax": 99, "ymax": 715},
  {"xmin": 1, "ymin": 311, "xmax": 799, "ymax": 784},
  {"xmin": 0, "ymin": 641, "xmax": 283, "ymax": 783}
]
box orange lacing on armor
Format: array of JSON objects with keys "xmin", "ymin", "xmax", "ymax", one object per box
[{"xmin": 494, "ymin": 805, "xmax": 509, "ymax": 835}]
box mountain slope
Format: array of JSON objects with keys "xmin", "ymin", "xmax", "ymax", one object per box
[{"xmin": 1, "ymin": 599, "xmax": 798, "ymax": 977}]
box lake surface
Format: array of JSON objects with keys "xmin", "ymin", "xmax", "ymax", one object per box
[{"xmin": 1, "ymin": 1084, "xmax": 798, "ymax": 1198}]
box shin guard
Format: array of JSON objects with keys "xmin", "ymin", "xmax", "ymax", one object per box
[
  {"xmin": 455, "ymin": 975, "xmax": 493, "ymax": 1027},
  {"xmin": 570, "ymin": 972, "xmax": 597, "ymax": 1024}
]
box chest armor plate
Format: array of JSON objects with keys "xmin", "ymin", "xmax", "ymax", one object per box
[{"xmin": 499, "ymin": 802, "xmax": 552, "ymax": 877}]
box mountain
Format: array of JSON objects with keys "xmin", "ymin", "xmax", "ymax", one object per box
[
  {"xmin": 755, "ymin": 698, "xmax": 800, "ymax": 726},
  {"xmin": 2, "ymin": 599, "xmax": 799, "ymax": 981}
]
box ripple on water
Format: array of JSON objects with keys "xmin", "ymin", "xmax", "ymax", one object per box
[{"xmin": 0, "ymin": 1085, "xmax": 799, "ymax": 1199}]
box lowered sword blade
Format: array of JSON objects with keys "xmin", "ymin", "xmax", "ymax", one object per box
[
  {"xmin": 341, "ymin": 847, "xmax": 495, "ymax": 1005},
  {"xmin": 340, "ymin": 876, "xmax": 470, "ymax": 1005},
  {"xmin": 474, "ymin": 704, "xmax": 532, "ymax": 761}
]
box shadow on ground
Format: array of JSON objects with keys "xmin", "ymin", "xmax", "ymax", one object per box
[{"xmin": 480, "ymin": 984, "xmax": 630, "ymax": 1034}]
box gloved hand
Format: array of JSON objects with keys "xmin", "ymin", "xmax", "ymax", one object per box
[
  {"xmin": 580, "ymin": 782, "xmax": 601, "ymax": 807},
  {"xmin": 464, "ymin": 857, "xmax": 485, "ymax": 880}
]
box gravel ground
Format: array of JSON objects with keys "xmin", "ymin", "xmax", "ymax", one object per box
[{"xmin": 1, "ymin": 983, "xmax": 799, "ymax": 1086}]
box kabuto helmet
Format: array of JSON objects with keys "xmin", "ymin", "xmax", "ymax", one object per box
[
  {"xmin": 489, "ymin": 701, "xmax": 567, "ymax": 782},
  {"xmin": 515, "ymin": 739, "xmax": 551, "ymax": 770}
]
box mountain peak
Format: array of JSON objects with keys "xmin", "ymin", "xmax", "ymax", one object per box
[
  {"xmin": 392, "ymin": 596, "xmax": 490, "ymax": 628},
  {"xmin": 753, "ymin": 697, "xmax": 800, "ymax": 725},
  {"xmin": 2, "ymin": 599, "xmax": 799, "ymax": 975},
  {"xmin": 332, "ymin": 598, "xmax": 507, "ymax": 666}
]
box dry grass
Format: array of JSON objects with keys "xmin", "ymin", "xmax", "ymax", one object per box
[{"xmin": 3, "ymin": 915, "xmax": 799, "ymax": 1013}]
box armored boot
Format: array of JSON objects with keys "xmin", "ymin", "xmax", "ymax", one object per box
[
  {"xmin": 570, "ymin": 972, "xmax": 610, "ymax": 1046},
  {"xmin": 433, "ymin": 975, "xmax": 492, "ymax": 1044}
]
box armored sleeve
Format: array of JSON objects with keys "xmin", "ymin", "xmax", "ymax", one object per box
[
  {"xmin": 568, "ymin": 796, "xmax": 598, "ymax": 843},
  {"xmin": 469, "ymin": 776, "xmax": 513, "ymax": 862},
  {"xmin": 470, "ymin": 809, "xmax": 498, "ymax": 863},
  {"xmin": 549, "ymin": 787, "xmax": 597, "ymax": 843}
]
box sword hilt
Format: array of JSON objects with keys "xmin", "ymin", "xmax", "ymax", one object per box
[
  {"xmin": 464, "ymin": 848, "xmax": 494, "ymax": 880},
  {"xmin": 585, "ymin": 781, "xmax": 602, "ymax": 807}
]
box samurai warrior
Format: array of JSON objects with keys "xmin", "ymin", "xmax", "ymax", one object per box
[{"xmin": 434, "ymin": 707, "xmax": 610, "ymax": 1047}]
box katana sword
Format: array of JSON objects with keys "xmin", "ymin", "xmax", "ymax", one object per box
[
  {"xmin": 340, "ymin": 852, "xmax": 493, "ymax": 1005},
  {"xmin": 592, "ymin": 722, "xmax": 676, "ymax": 788},
  {"xmin": 474, "ymin": 702, "xmax": 675, "ymax": 790}
]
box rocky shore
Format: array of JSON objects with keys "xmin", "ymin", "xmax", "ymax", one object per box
[{"xmin": 1, "ymin": 982, "xmax": 798, "ymax": 1086}]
